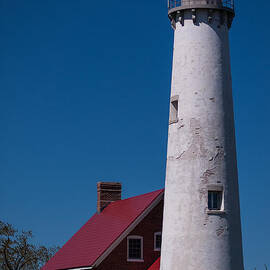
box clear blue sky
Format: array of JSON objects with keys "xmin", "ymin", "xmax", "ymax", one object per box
[{"xmin": 1, "ymin": 0, "xmax": 269, "ymax": 269}]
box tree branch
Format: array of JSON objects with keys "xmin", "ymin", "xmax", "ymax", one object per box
[
  {"xmin": 3, "ymin": 243, "xmax": 13, "ymax": 270},
  {"xmin": 14, "ymin": 254, "xmax": 24, "ymax": 270},
  {"xmin": 18, "ymin": 256, "xmax": 35, "ymax": 270}
]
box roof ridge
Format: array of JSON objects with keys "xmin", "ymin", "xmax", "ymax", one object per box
[{"xmin": 109, "ymin": 188, "xmax": 164, "ymax": 205}]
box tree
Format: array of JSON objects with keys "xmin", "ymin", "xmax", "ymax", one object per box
[{"xmin": 0, "ymin": 220, "xmax": 59, "ymax": 270}]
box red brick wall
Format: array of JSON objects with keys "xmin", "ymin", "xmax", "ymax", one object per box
[{"xmin": 96, "ymin": 199, "xmax": 163, "ymax": 270}]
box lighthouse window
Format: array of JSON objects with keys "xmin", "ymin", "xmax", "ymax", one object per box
[
  {"xmin": 127, "ymin": 236, "xmax": 143, "ymax": 262},
  {"xmin": 208, "ymin": 191, "xmax": 222, "ymax": 210},
  {"xmin": 169, "ymin": 96, "xmax": 179, "ymax": 124},
  {"xmin": 154, "ymin": 232, "xmax": 162, "ymax": 251}
]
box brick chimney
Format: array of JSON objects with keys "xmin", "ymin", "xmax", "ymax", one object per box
[{"xmin": 97, "ymin": 182, "xmax": 122, "ymax": 213}]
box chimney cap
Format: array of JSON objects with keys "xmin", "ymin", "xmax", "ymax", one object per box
[{"xmin": 97, "ymin": 181, "xmax": 122, "ymax": 185}]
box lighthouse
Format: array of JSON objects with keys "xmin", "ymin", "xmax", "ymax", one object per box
[{"xmin": 160, "ymin": 1, "xmax": 244, "ymax": 270}]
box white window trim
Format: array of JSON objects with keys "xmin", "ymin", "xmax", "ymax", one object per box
[
  {"xmin": 207, "ymin": 185, "xmax": 225, "ymax": 214},
  {"xmin": 169, "ymin": 95, "xmax": 179, "ymax": 125},
  {"xmin": 154, "ymin": 232, "xmax": 162, "ymax": 251},
  {"xmin": 127, "ymin": 235, "xmax": 144, "ymax": 262}
]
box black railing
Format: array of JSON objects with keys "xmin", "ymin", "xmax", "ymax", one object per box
[{"xmin": 168, "ymin": 0, "xmax": 234, "ymax": 10}]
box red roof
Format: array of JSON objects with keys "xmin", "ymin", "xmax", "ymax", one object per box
[
  {"xmin": 42, "ymin": 189, "xmax": 164, "ymax": 270},
  {"xmin": 148, "ymin": 257, "xmax": 160, "ymax": 270}
]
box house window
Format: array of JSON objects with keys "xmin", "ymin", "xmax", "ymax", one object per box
[
  {"xmin": 169, "ymin": 96, "xmax": 179, "ymax": 124},
  {"xmin": 208, "ymin": 191, "xmax": 222, "ymax": 210},
  {"xmin": 127, "ymin": 236, "xmax": 143, "ymax": 262},
  {"xmin": 154, "ymin": 232, "xmax": 162, "ymax": 251}
]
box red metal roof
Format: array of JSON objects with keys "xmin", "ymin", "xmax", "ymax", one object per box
[
  {"xmin": 41, "ymin": 189, "xmax": 164, "ymax": 270},
  {"xmin": 148, "ymin": 257, "xmax": 160, "ymax": 270}
]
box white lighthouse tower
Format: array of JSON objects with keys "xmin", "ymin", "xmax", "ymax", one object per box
[{"xmin": 160, "ymin": 1, "xmax": 244, "ymax": 270}]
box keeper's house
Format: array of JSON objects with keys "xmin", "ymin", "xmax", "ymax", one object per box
[{"xmin": 41, "ymin": 182, "xmax": 162, "ymax": 270}]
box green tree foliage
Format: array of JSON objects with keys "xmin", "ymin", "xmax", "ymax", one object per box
[{"xmin": 0, "ymin": 220, "xmax": 59, "ymax": 270}]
